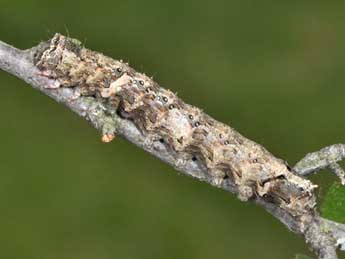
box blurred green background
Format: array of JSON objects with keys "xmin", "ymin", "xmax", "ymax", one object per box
[{"xmin": 1, "ymin": 0, "xmax": 345, "ymax": 258}]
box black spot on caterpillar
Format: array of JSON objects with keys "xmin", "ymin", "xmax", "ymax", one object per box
[{"xmin": 35, "ymin": 34, "xmax": 318, "ymax": 221}]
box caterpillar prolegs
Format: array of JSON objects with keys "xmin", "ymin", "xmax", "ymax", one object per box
[{"xmin": 35, "ymin": 33, "xmax": 317, "ymax": 226}]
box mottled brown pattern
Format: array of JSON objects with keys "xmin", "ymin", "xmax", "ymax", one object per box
[{"xmin": 35, "ymin": 33, "xmax": 317, "ymax": 226}]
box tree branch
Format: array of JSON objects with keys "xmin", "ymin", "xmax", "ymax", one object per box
[
  {"xmin": 0, "ymin": 35, "xmax": 344, "ymax": 259},
  {"xmin": 294, "ymin": 144, "xmax": 345, "ymax": 185}
]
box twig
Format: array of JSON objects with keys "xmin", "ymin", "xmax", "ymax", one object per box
[
  {"xmin": 294, "ymin": 144, "xmax": 345, "ymax": 185},
  {"xmin": 0, "ymin": 34, "xmax": 344, "ymax": 259}
]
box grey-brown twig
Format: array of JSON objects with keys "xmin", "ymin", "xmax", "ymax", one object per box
[
  {"xmin": 0, "ymin": 34, "xmax": 344, "ymax": 259},
  {"xmin": 294, "ymin": 144, "xmax": 345, "ymax": 185}
]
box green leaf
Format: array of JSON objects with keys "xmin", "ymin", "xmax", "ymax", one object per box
[
  {"xmin": 321, "ymin": 183, "xmax": 345, "ymax": 224},
  {"xmin": 295, "ymin": 253, "xmax": 314, "ymax": 259}
]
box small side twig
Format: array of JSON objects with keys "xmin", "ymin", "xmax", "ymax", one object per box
[{"xmin": 294, "ymin": 144, "xmax": 345, "ymax": 185}]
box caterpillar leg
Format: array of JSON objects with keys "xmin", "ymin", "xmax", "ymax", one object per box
[{"xmin": 36, "ymin": 70, "xmax": 61, "ymax": 89}]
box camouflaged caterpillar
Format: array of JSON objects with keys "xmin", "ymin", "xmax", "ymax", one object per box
[{"xmin": 35, "ymin": 34, "xmax": 317, "ymax": 227}]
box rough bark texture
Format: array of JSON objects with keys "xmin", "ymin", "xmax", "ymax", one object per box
[{"xmin": 0, "ymin": 34, "xmax": 344, "ymax": 259}]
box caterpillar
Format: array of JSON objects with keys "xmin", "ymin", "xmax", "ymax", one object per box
[{"xmin": 34, "ymin": 34, "xmax": 317, "ymax": 225}]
